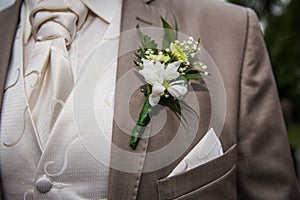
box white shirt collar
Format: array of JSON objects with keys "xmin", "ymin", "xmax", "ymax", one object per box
[
  {"xmin": 23, "ymin": 0, "xmax": 122, "ymax": 43},
  {"xmin": 82, "ymin": 0, "xmax": 122, "ymax": 24}
]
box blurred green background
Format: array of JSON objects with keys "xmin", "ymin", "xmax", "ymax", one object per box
[
  {"xmin": 227, "ymin": 0, "xmax": 300, "ymax": 177},
  {"xmin": 228, "ymin": 0, "xmax": 300, "ymax": 178}
]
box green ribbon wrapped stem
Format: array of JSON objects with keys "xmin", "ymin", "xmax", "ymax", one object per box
[{"xmin": 130, "ymin": 94, "xmax": 152, "ymax": 150}]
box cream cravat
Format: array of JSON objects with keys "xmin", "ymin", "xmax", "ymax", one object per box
[{"xmin": 24, "ymin": 0, "xmax": 88, "ymax": 148}]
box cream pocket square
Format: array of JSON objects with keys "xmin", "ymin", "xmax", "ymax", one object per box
[{"xmin": 167, "ymin": 128, "xmax": 223, "ymax": 178}]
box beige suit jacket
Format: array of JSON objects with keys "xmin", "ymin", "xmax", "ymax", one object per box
[{"xmin": 0, "ymin": 0, "xmax": 299, "ymax": 199}]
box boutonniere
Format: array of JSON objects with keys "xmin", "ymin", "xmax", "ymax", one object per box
[{"xmin": 130, "ymin": 17, "xmax": 209, "ymax": 150}]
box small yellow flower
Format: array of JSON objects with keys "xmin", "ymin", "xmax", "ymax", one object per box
[
  {"xmin": 146, "ymin": 54, "xmax": 171, "ymax": 64},
  {"xmin": 170, "ymin": 43, "xmax": 188, "ymax": 62}
]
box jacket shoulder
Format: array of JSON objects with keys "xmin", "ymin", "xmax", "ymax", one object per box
[{"xmin": 178, "ymin": 0, "xmax": 249, "ymax": 23}]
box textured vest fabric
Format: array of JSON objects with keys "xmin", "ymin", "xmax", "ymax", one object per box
[{"xmin": 0, "ymin": 6, "xmax": 120, "ymax": 199}]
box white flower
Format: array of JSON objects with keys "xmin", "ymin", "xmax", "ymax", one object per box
[{"xmin": 139, "ymin": 59, "xmax": 188, "ymax": 106}]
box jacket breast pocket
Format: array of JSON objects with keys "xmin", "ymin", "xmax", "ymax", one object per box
[{"xmin": 156, "ymin": 144, "xmax": 237, "ymax": 200}]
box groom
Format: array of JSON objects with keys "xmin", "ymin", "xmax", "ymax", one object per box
[{"xmin": 0, "ymin": 0, "xmax": 299, "ymax": 199}]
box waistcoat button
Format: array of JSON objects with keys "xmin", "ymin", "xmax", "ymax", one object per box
[{"xmin": 35, "ymin": 176, "xmax": 53, "ymax": 193}]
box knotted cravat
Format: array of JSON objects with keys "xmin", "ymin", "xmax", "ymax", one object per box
[{"xmin": 25, "ymin": 0, "xmax": 88, "ymax": 148}]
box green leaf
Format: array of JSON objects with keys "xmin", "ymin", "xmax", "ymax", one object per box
[
  {"xmin": 174, "ymin": 15, "xmax": 179, "ymax": 39},
  {"xmin": 134, "ymin": 52, "xmax": 141, "ymax": 59},
  {"xmin": 134, "ymin": 60, "xmax": 139, "ymax": 66},
  {"xmin": 196, "ymin": 38, "xmax": 201, "ymax": 49},
  {"xmin": 184, "ymin": 73, "xmax": 203, "ymax": 80},
  {"xmin": 185, "ymin": 69, "xmax": 201, "ymax": 74},
  {"xmin": 161, "ymin": 17, "xmax": 177, "ymax": 49},
  {"xmin": 168, "ymin": 99, "xmax": 182, "ymax": 118},
  {"xmin": 168, "ymin": 98, "xmax": 189, "ymax": 128},
  {"xmin": 136, "ymin": 25, "xmax": 158, "ymax": 50},
  {"xmin": 160, "ymin": 97, "xmax": 181, "ymax": 117}
]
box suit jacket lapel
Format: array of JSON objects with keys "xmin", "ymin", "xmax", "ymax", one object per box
[
  {"xmin": 108, "ymin": 0, "xmax": 172, "ymax": 199},
  {"xmin": 0, "ymin": 0, "xmax": 22, "ymax": 117},
  {"xmin": 0, "ymin": 1, "xmax": 22, "ymax": 198}
]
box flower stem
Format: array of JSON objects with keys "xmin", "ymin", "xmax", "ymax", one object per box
[{"xmin": 130, "ymin": 94, "xmax": 152, "ymax": 150}]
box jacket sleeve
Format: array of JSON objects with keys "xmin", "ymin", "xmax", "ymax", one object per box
[{"xmin": 237, "ymin": 8, "xmax": 300, "ymax": 199}]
